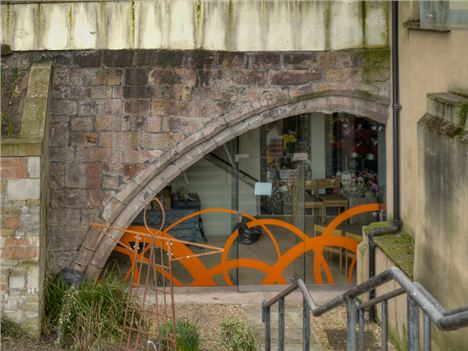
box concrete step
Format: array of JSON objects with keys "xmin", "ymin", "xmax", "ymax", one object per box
[{"xmin": 242, "ymin": 304, "xmax": 324, "ymax": 350}]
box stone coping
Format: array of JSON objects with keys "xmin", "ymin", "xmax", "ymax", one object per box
[
  {"xmin": 1, "ymin": 62, "xmax": 52, "ymax": 157},
  {"xmin": 364, "ymin": 222, "xmax": 415, "ymax": 279},
  {"xmin": 1, "ymin": 138, "xmax": 43, "ymax": 157}
]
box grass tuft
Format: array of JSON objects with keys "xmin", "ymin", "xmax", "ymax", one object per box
[{"xmin": 220, "ymin": 316, "xmax": 257, "ymax": 351}]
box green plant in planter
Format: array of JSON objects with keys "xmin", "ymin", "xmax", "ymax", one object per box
[
  {"xmin": 159, "ymin": 318, "xmax": 200, "ymax": 351},
  {"xmin": 220, "ymin": 316, "xmax": 257, "ymax": 351}
]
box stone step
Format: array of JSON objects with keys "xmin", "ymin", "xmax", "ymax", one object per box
[{"xmin": 242, "ymin": 304, "xmax": 324, "ymax": 350}]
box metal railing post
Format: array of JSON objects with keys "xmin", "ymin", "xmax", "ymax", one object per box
[
  {"xmin": 381, "ymin": 300, "xmax": 388, "ymax": 351},
  {"xmin": 407, "ymin": 295, "xmax": 420, "ymax": 351},
  {"xmin": 358, "ymin": 308, "xmax": 365, "ymax": 351},
  {"xmin": 347, "ymin": 298, "xmax": 357, "ymax": 351},
  {"xmin": 424, "ymin": 313, "xmax": 431, "ymax": 351},
  {"xmin": 279, "ymin": 297, "xmax": 285, "ymax": 351},
  {"xmin": 263, "ymin": 302, "xmax": 271, "ymax": 351},
  {"xmin": 303, "ymin": 296, "xmax": 310, "ymax": 351}
]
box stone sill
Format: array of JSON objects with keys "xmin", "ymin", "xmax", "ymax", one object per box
[
  {"xmin": 364, "ymin": 222, "xmax": 415, "ymax": 279},
  {"xmin": 1, "ymin": 138, "xmax": 43, "ymax": 157},
  {"xmin": 404, "ymin": 20, "xmax": 451, "ymax": 33}
]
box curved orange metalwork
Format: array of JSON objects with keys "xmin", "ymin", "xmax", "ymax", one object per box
[{"xmin": 116, "ymin": 203, "xmax": 381, "ymax": 286}]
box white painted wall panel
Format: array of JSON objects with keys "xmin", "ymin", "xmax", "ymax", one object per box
[{"xmin": 1, "ymin": 0, "xmax": 389, "ymax": 51}]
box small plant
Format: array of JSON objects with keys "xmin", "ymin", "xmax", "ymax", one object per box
[
  {"xmin": 159, "ymin": 318, "xmax": 200, "ymax": 351},
  {"xmin": 220, "ymin": 316, "xmax": 257, "ymax": 351},
  {"xmin": 43, "ymin": 273, "xmax": 69, "ymax": 332},
  {"xmin": 0, "ymin": 112, "xmax": 15, "ymax": 137},
  {"xmin": 1, "ymin": 317, "xmax": 26, "ymax": 338},
  {"xmin": 54, "ymin": 274, "xmax": 134, "ymax": 350}
]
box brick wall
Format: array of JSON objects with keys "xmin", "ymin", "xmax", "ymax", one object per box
[
  {"xmin": 0, "ymin": 61, "xmax": 52, "ymax": 336},
  {"xmin": 0, "ymin": 156, "xmax": 42, "ymax": 333}
]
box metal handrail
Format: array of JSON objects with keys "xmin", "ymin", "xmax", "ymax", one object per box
[{"xmin": 262, "ymin": 266, "xmax": 468, "ymax": 351}]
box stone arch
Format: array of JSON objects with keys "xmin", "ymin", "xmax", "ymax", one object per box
[{"xmin": 72, "ymin": 91, "xmax": 388, "ymax": 278}]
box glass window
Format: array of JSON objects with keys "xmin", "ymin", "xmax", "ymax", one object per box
[{"xmin": 420, "ymin": 0, "xmax": 468, "ymax": 30}]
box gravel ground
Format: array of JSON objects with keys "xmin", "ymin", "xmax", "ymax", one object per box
[
  {"xmin": 1, "ymin": 304, "xmax": 395, "ymax": 350},
  {"xmin": 311, "ymin": 305, "xmax": 397, "ymax": 351},
  {"xmin": 174, "ymin": 304, "xmax": 248, "ymax": 351}
]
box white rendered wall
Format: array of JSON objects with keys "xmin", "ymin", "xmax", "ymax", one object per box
[{"xmin": 1, "ymin": 0, "xmax": 388, "ymax": 51}]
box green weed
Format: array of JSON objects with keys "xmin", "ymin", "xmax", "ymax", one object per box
[
  {"xmin": 220, "ymin": 316, "xmax": 257, "ymax": 351},
  {"xmin": 1, "ymin": 317, "xmax": 26, "ymax": 338},
  {"xmin": 159, "ymin": 318, "xmax": 200, "ymax": 351}
]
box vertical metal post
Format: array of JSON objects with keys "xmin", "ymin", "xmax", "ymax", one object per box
[
  {"xmin": 303, "ymin": 296, "xmax": 310, "ymax": 351},
  {"xmin": 368, "ymin": 239, "xmax": 376, "ymax": 321},
  {"xmin": 347, "ymin": 298, "xmax": 357, "ymax": 351},
  {"xmin": 279, "ymin": 297, "xmax": 285, "ymax": 351},
  {"xmin": 358, "ymin": 309, "xmax": 365, "ymax": 351},
  {"xmin": 424, "ymin": 313, "xmax": 431, "ymax": 351},
  {"xmin": 407, "ymin": 295, "xmax": 420, "ymax": 351},
  {"xmin": 381, "ymin": 300, "xmax": 388, "ymax": 351},
  {"xmin": 263, "ymin": 303, "xmax": 271, "ymax": 351}
]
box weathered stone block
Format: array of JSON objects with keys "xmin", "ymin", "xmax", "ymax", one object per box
[
  {"xmin": 136, "ymin": 50, "xmax": 184, "ymax": 67},
  {"xmin": 26, "ymin": 267, "xmax": 39, "ymax": 290},
  {"xmin": 102, "ymin": 176, "xmax": 120, "ymax": 190},
  {"xmin": 123, "ymin": 86, "xmax": 154, "ymax": 98},
  {"xmin": 249, "ymin": 52, "xmax": 281, "ymax": 68},
  {"xmin": 49, "ymin": 208, "xmax": 81, "ymax": 226},
  {"xmin": 6, "ymin": 179, "xmax": 40, "ymax": 201},
  {"xmin": 229, "ymin": 70, "xmax": 266, "ymax": 86},
  {"xmin": 49, "ymin": 125, "xmax": 69, "ymax": 148},
  {"xmin": 141, "ymin": 132, "xmax": 183, "ymax": 150},
  {"xmin": 151, "ymin": 100, "xmax": 185, "ymax": 116},
  {"xmin": 149, "ymin": 69, "xmax": 182, "ymax": 85},
  {"xmin": 69, "ymin": 132, "xmax": 98, "ymax": 147},
  {"xmin": 99, "ymin": 132, "xmax": 140, "ymax": 149},
  {"xmin": 27, "ymin": 157, "xmax": 40, "ymax": 178},
  {"xmin": 1, "ymin": 159, "xmax": 28, "ymax": 179},
  {"xmin": 112, "ymin": 86, "xmax": 123, "ymax": 99},
  {"xmin": 2, "ymin": 246, "xmax": 38, "ymax": 260},
  {"xmin": 3, "ymin": 216, "xmax": 20, "ymax": 229},
  {"xmin": 95, "ymin": 115, "xmax": 121, "ymax": 131},
  {"xmin": 70, "ymin": 117, "xmax": 94, "ymax": 131},
  {"xmin": 92, "ymin": 68, "xmax": 123, "ymax": 86},
  {"xmin": 218, "ymin": 52, "xmax": 248, "ymax": 68},
  {"xmin": 270, "ymin": 70, "xmax": 321, "ymax": 86},
  {"xmin": 124, "ymin": 99, "xmax": 150, "ymax": 114},
  {"xmin": 282, "ymin": 52, "xmax": 316, "ymax": 68},
  {"xmin": 145, "ymin": 116, "xmax": 162, "ymax": 132},
  {"xmin": 81, "ymin": 86, "xmax": 113, "ymax": 99},
  {"xmin": 73, "ymin": 51, "xmax": 102, "ymax": 67},
  {"xmin": 103, "ymin": 50, "xmax": 133, "ymax": 67},
  {"xmin": 27, "ymin": 66, "xmax": 52, "ymax": 98},
  {"xmin": 52, "ymin": 99, "xmax": 78, "ymax": 115},
  {"xmin": 182, "ymin": 51, "xmax": 218, "ymax": 69},
  {"xmin": 86, "ymin": 163, "xmax": 103, "ymax": 189},
  {"xmin": 125, "ymin": 68, "xmax": 149, "ymax": 85}
]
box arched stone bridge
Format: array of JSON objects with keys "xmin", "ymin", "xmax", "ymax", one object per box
[{"xmin": 6, "ymin": 49, "xmax": 390, "ymax": 278}]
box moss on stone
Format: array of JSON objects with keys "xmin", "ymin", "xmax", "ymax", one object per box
[
  {"xmin": 363, "ymin": 221, "xmax": 393, "ymax": 234},
  {"xmin": 458, "ymin": 103, "xmax": 468, "ymax": 128},
  {"xmin": 374, "ymin": 231, "xmax": 414, "ymax": 279},
  {"xmin": 359, "ymin": 48, "xmax": 390, "ymax": 82}
]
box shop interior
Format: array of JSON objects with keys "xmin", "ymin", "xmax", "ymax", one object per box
[{"xmin": 108, "ymin": 112, "xmax": 386, "ymax": 288}]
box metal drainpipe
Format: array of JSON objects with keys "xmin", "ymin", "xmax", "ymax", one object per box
[{"xmin": 367, "ymin": 0, "xmax": 403, "ymax": 321}]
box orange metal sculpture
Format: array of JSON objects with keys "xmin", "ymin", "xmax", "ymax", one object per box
[{"xmin": 113, "ymin": 203, "xmax": 381, "ymax": 286}]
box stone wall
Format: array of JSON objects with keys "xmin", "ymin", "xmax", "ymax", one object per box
[
  {"xmin": 2, "ymin": 48, "xmax": 390, "ymax": 278},
  {"xmin": 0, "ymin": 62, "xmax": 52, "ymax": 336},
  {"xmin": 416, "ymin": 93, "xmax": 468, "ymax": 350}
]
